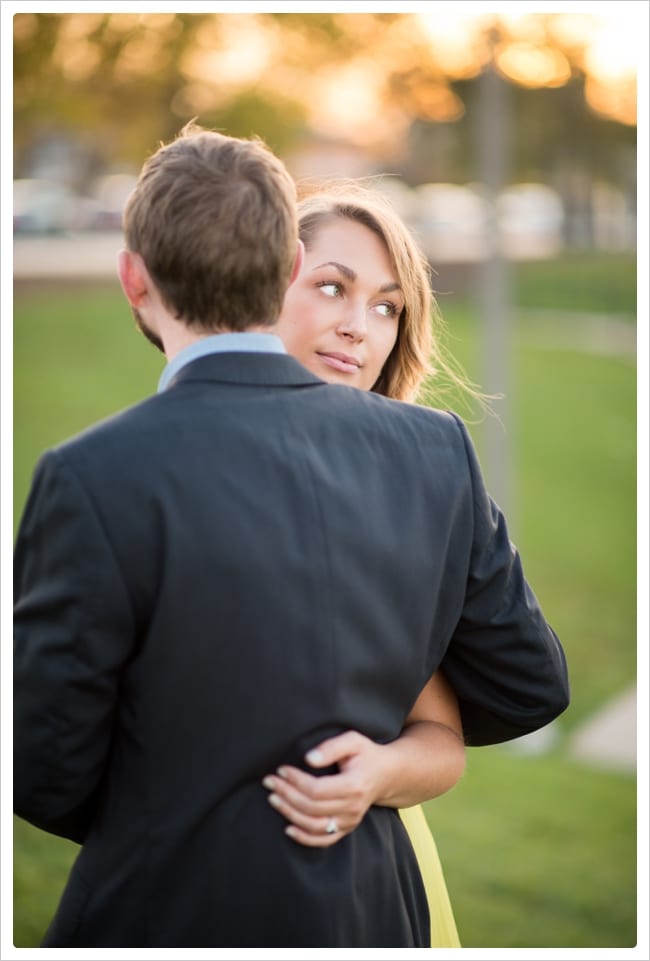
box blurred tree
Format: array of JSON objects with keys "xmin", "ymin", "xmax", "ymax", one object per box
[
  {"xmin": 190, "ymin": 89, "xmax": 307, "ymax": 157},
  {"xmin": 13, "ymin": 10, "xmax": 637, "ymax": 206},
  {"xmin": 14, "ymin": 12, "xmax": 217, "ymax": 181}
]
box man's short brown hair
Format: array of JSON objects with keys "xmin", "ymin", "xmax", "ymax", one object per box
[{"xmin": 123, "ymin": 122, "xmax": 298, "ymax": 331}]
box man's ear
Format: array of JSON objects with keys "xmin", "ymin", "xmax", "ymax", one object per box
[
  {"xmin": 117, "ymin": 249, "xmax": 149, "ymax": 307},
  {"xmin": 288, "ymin": 240, "xmax": 304, "ymax": 287}
]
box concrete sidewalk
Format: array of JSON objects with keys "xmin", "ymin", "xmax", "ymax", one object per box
[
  {"xmin": 14, "ymin": 230, "xmax": 123, "ymax": 281},
  {"xmin": 503, "ymin": 684, "xmax": 637, "ymax": 774},
  {"xmin": 566, "ymin": 685, "xmax": 637, "ymax": 773}
]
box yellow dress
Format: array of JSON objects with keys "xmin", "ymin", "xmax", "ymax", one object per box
[{"xmin": 399, "ymin": 804, "xmax": 461, "ymax": 947}]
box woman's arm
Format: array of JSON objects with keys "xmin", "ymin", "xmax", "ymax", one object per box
[{"xmin": 262, "ymin": 671, "xmax": 466, "ymax": 847}]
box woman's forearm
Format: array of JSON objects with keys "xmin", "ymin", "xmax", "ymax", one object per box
[{"xmin": 372, "ymin": 719, "xmax": 466, "ymax": 809}]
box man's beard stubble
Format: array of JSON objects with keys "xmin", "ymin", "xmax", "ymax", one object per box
[{"xmin": 133, "ymin": 307, "xmax": 165, "ymax": 354}]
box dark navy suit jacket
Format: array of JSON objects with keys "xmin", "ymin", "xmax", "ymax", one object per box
[{"xmin": 14, "ymin": 351, "xmax": 569, "ymax": 947}]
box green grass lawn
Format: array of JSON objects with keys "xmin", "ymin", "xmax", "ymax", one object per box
[
  {"xmin": 11, "ymin": 253, "xmax": 638, "ymax": 947},
  {"xmin": 13, "ymin": 280, "xmax": 164, "ymax": 521},
  {"xmin": 427, "ymin": 749, "xmax": 637, "ymax": 948}
]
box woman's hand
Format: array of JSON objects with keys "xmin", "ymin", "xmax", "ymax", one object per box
[
  {"xmin": 262, "ymin": 671, "xmax": 466, "ymax": 847},
  {"xmin": 262, "ymin": 730, "xmax": 391, "ymax": 848}
]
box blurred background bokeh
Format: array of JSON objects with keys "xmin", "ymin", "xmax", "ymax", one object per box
[{"xmin": 11, "ymin": 6, "xmax": 642, "ymax": 950}]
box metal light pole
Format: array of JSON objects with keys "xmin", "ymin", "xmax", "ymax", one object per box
[{"xmin": 475, "ymin": 34, "xmax": 514, "ymax": 524}]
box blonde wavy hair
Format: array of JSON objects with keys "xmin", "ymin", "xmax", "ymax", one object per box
[{"xmin": 296, "ymin": 179, "xmax": 481, "ymax": 409}]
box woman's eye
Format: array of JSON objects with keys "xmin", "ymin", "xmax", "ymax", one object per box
[
  {"xmin": 317, "ymin": 282, "xmax": 341, "ymax": 298},
  {"xmin": 374, "ymin": 302, "xmax": 399, "ymax": 317}
]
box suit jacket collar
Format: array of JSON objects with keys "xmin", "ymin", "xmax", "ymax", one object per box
[{"xmin": 167, "ymin": 351, "xmax": 324, "ymax": 390}]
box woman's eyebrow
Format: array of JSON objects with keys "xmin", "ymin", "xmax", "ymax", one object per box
[
  {"xmin": 312, "ymin": 262, "xmax": 402, "ymax": 296},
  {"xmin": 312, "ymin": 261, "xmax": 356, "ymax": 281}
]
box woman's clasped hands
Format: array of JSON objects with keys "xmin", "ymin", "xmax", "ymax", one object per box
[{"xmin": 262, "ymin": 730, "xmax": 394, "ymax": 847}]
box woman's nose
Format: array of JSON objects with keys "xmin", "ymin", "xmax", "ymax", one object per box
[{"xmin": 336, "ymin": 302, "xmax": 366, "ymax": 341}]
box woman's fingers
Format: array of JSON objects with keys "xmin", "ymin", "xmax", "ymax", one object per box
[
  {"xmin": 284, "ymin": 822, "xmax": 343, "ymax": 848},
  {"xmin": 267, "ymin": 789, "xmax": 346, "ymax": 838},
  {"xmin": 266, "ymin": 765, "xmax": 346, "ymax": 803},
  {"xmin": 264, "ymin": 766, "xmax": 366, "ymax": 817},
  {"xmin": 262, "ymin": 767, "xmax": 368, "ymax": 846},
  {"xmin": 263, "ymin": 770, "xmax": 355, "ymax": 820},
  {"xmin": 304, "ymin": 730, "xmax": 365, "ymax": 769}
]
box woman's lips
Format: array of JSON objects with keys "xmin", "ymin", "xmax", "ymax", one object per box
[{"xmin": 317, "ymin": 352, "xmax": 361, "ymax": 374}]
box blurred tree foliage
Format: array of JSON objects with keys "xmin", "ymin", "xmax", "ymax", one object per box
[
  {"xmin": 13, "ymin": 11, "xmax": 636, "ymax": 193},
  {"xmin": 14, "ymin": 12, "xmax": 221, "ymax": 175}
]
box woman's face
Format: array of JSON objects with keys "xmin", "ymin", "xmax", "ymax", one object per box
[{"xmin": 277, "ymin": 217, "xmax": 403, "ymax": 391}]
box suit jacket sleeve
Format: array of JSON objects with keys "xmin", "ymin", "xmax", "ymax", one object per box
[
  {"xmin": 14, "ymin": 450, "xmax": 135, "ymax": 842},
  {"xmin": 440, "ymin": 414, "xmax": 570, "ymax": 746}
]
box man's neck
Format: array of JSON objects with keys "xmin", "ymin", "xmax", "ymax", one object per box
[
  {"xmin": 157, "ymin": 328, "xmax": 286, "ymax": 394},
  {"xmin": 162, "ymin": 323, "xmax": 278, "ymax": 363}
]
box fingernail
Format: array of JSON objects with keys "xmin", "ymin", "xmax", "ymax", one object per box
[
  {"xmin": 306, "ymin": 749, "xmax": 324, "ymax": 765},
  {"xmin": 268, "ymin": 794, "xmax": 282, "ymax": 808},
  {"xmin": 262, "ymin": 776, "xmax": 276, "ymax": 790},
  {"xmin": 285, "ymin": 826, "xmax": 297, "ymax": 838},
  {"xmin": 277, "ymin": 767, "xmax": 288, "ymax": 778}
]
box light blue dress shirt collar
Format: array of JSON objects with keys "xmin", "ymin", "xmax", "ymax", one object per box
[{"xmin": 158, "ymin": 332, "xmax": 286, "ymax": 393}]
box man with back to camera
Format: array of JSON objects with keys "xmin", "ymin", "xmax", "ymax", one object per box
[{"xmin": 14, "ymin": 122, "xmax": 569, "ymax": 947}]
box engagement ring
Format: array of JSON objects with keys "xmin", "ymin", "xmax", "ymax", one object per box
[{"xmin": 325, "ymin": 817, "xmax": 338, "ymax": 835}]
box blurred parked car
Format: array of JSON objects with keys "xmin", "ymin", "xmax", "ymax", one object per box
[
  {"xmin": 497, "ymin": 183, "xmax": 564, "ymax": 258},
  {"xmin": 13, "ymin": 179, "xmax": 80, "ymax": 234},
  {"xmin": 88, "ymin": 173, "xmax": 138, "ymax": 230},
  {"xmin": 412, "ymin": 181, "xmax": 565, "ymax": 262},
  {"xmin": 13, "ymin": 173, "xmax": 137, "ymax": 235},
  {"xmin": 413, "ymin": 183, "xmax": 488, "ymax": 262}
]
